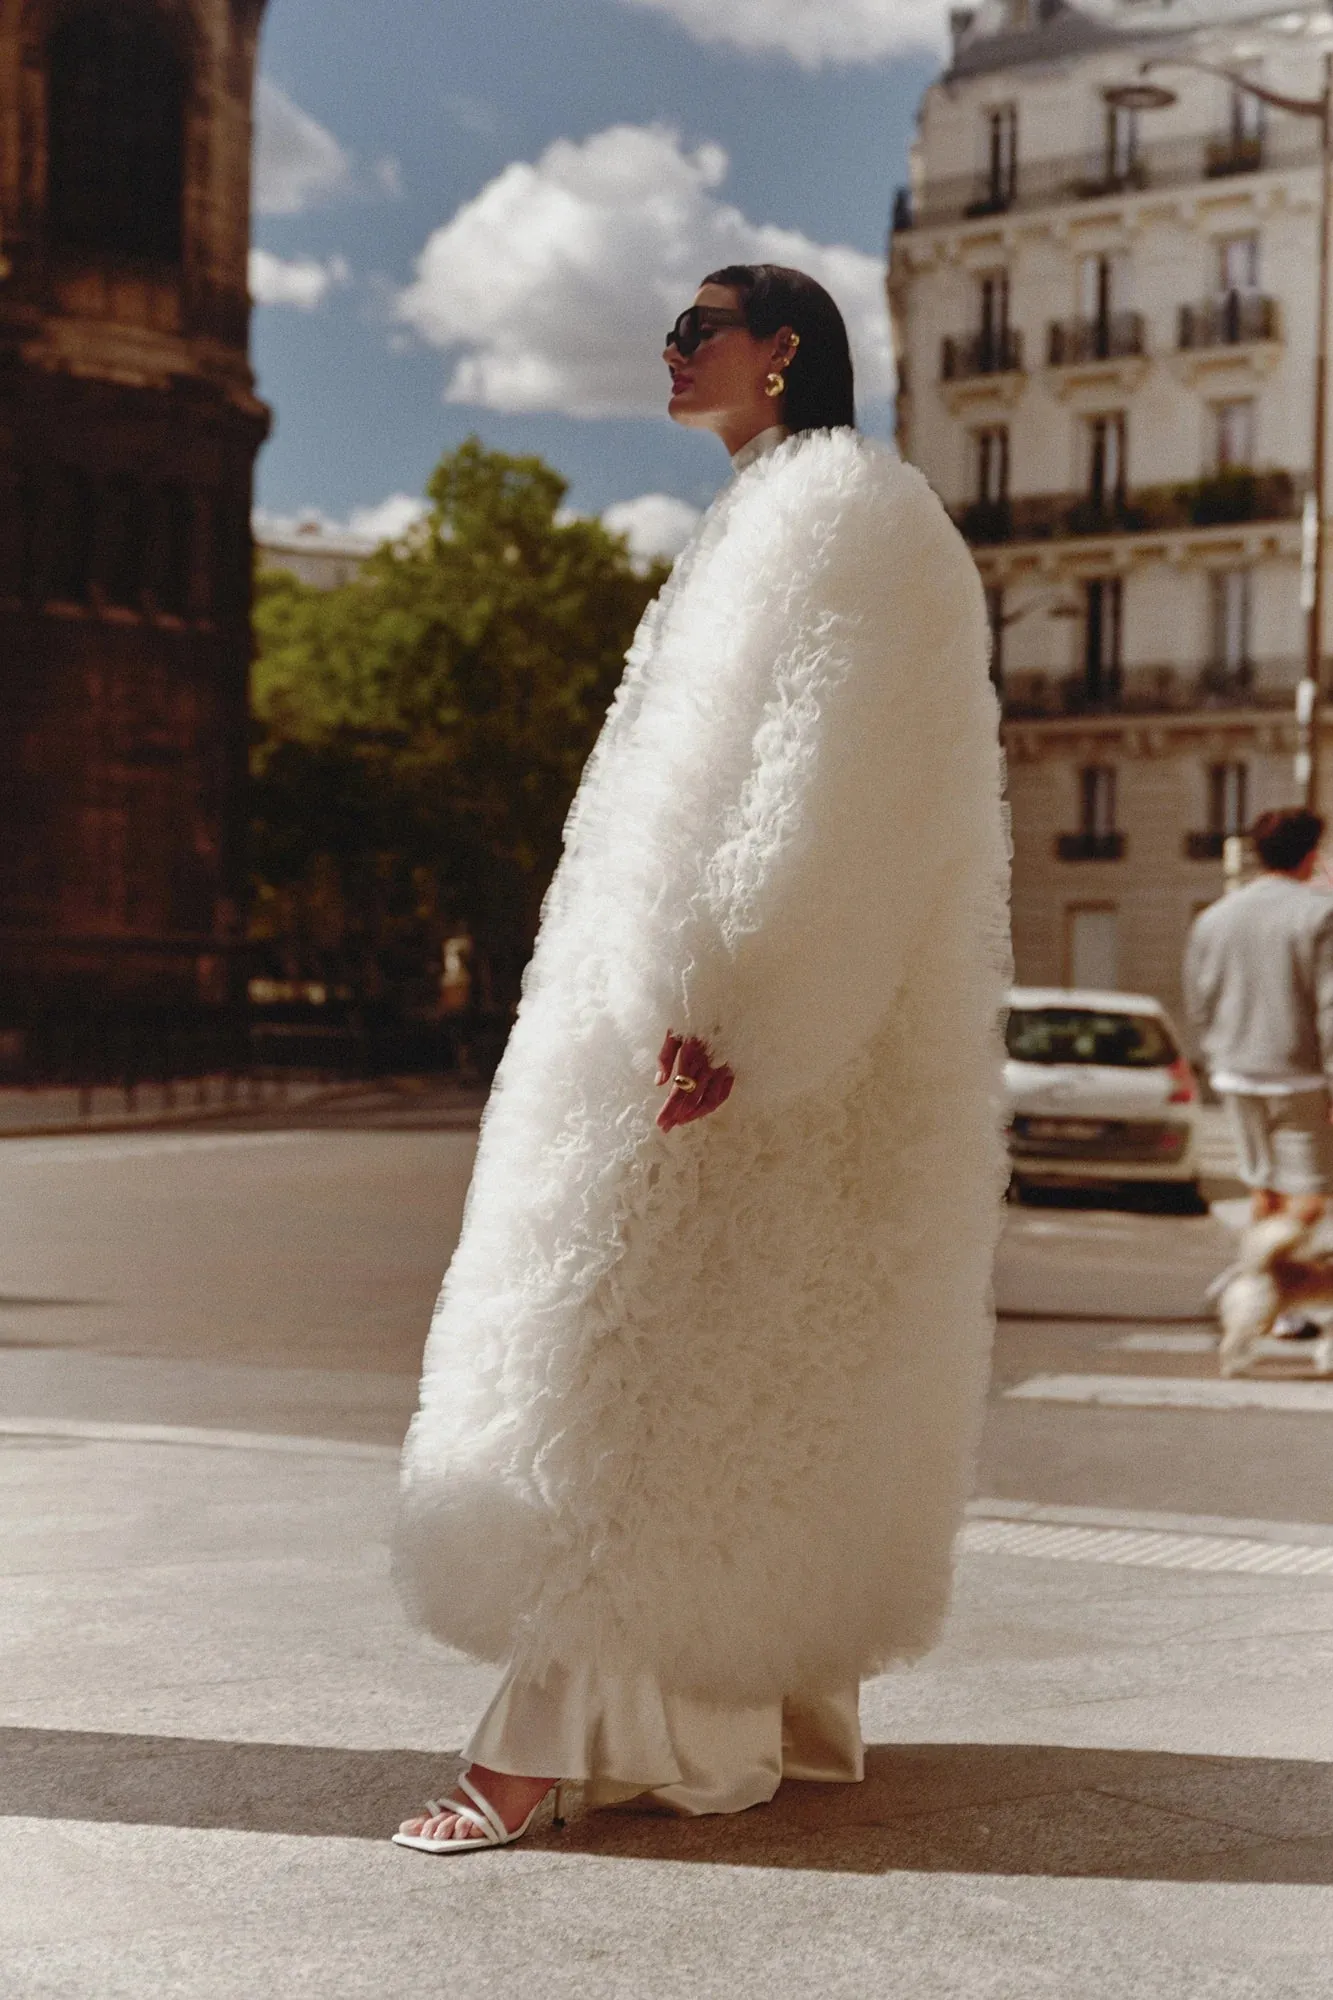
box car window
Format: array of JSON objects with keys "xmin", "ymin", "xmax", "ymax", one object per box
[{"xmin": 1005, "ymin": 1007, "xmax": 1178, "ymax": 1067}]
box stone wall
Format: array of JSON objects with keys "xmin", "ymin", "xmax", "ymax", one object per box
[{"xmin": 0, "ymin": 0, "xmax": 269, "ymax": 1014}]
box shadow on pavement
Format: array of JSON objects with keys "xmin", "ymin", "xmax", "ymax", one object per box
[{"xmin": 4, "ymin": 1730, "xmax": 1330, "ymax": 1880}]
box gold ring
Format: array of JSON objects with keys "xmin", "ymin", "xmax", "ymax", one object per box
[{"xmin": 671, "ymin": 1074, "xmax": 698, "ymax": 1093}]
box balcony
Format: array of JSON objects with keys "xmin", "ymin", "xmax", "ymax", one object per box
[
  {"xmin": 941, "ymin": 328, "xmax": 1024, "ymax": 380},
  {"xmin": 1000, "ymin": 658, "xmax": 1305, "ymax": 722},
  {"xmin": 956, "ymin": 470, "xmax": 1298, "ymax": 546},
  {"xmin": 1205, "ymin": 135, "xmax": 1265, "ymax": 179},
  {"xmin": 891, "ymin": 123, "xmax": 1317, "ymax": 233},
  {"xmin": 1176, "ymin": 292, "xmax": 1282, "ymax": 386},
  {"xmin": 1047, "ymin": 311, "xmax": 1145, "ymax": 367},
  {"xmin": 1056, "ymin": 831, "xmax": 1126, "ymax": 861},
  {"xmin": 1179, "ymin": 292, "xmax": 1279, "ymax": 349}
]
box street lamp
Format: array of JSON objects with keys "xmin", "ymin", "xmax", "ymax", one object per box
[
  {"xmin": 1107, "ymin": 51, "xmax": 1333, "ymax": 807},
  {"xmin": 994, "ymin": 587, "xmax": 1082, "ymax": 629},
  {"xmin": 985, "ymin": 583, "xmax": 1081, "ymax": 701}
]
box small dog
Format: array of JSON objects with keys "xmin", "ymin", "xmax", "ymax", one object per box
[{"xmin": 1215, "ymin": 1213, "xmax": 1333, "ymax": 1377}]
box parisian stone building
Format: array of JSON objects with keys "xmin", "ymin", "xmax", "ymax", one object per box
[
  {"xmin": 0, "ymin": 0, "xmax": 269, "ymax": 1017},
  {"xmin": 889, "ymin": 0, "xmax": 1331, "ymax": 1026}
]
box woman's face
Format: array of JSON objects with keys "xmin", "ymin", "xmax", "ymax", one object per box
[{"xmin": 664, "ymin": 284, "xmax": 792, "ymax": 442}]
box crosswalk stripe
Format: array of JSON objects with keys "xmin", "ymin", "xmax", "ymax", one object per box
[
  {"xmin": 1005, "ymin": 1372, "xmax": 1333, "ymax": 1413},
  {"xmin": 962, "ymin": 1515, "xmax": 1333, "ymax": 1577}
]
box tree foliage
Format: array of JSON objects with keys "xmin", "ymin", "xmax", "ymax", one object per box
[{"xmin": 250, "ymin": 439, "xmax": 667, "ymax": 1012}]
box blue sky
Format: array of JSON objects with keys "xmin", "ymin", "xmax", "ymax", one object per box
[{"xmin": 251, "ymin": 0, "xmax": 943, "ymax": 554}]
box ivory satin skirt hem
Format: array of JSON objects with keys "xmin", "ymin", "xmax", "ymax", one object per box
[{"xmin": 465, "ymin": 1661, "xmax": 864, "ymax": 1817}]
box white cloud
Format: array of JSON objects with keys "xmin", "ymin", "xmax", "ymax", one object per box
[
  {"xmin": 395, "ymin": 124, "xmax": 895, "ymax": 418},
  {"xmin": 616, "ymin": 0, "xmax": 947, "ymax": 65},
  {"xmin": 373, "ymin": 155, "xmax": 407, "ymax": 200},
  {"xmin": 347, "ymin": 494, "xmax": 430, "ymax": 543},
  {"xmin": 249, "ymin": 249, "xmax": 350, "ymax": 311},
  {"xmin": 603, "ymin": 493, "xmax": 702, "ymax": 564},
  {"xmin": 254, "ymin": 493, "xmax": 428, "ymax": 548},
  {"xmin": 447, "ymin": 93, "xmax": 501, "ymax": 137},
  {"xmin": 253, "ymin": 79, "xmax": 353, "ymax": 216}
]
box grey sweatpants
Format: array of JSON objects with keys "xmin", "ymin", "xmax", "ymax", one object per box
[{"xmin": 1223, "ymin": 1088, "xmax": 1333, "ymax": 1196}]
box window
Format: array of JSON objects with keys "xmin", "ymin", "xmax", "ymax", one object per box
[
  {"xmin": 1085, "ymin": 413, "xmax": 1126, "ymax": 510},
  {"xmin": 1079, "ymin": 764, "xmax": 1118, "ymax": 838},
  {"xmin": 1228, "ymin": 80, "xmax": 1264, "ymax": 148},
  {"xmin": 1207, "ymin": 762, "xmax": 1249, "ymax": 836},
  {"xmin": 1209, "ymin": 569, "xmax": 1252, "ymax": 675},
  {"xmin": 975, "ymin": 426, "xmax": 1010, "ymax": 505},
  {"xmin": 986, "ymin": 584, "xmax": 1006, "ymax": 691},
  {"xmin": 1078, "ymin": 252, "xmax": 1125, "ymax": 327},
  {"xmin": 41, "ymin": 466, "xmax": 96, "ymax": 605},
  {"xmin": 1058, "ymin": 770, "xmax": 1123, "ymax": 862},
  {"xmin": 100, "ymin": 475, "xmax": 150, "ymax": 610},
  {"xmin": 1083, "ymin": 577, "xmax": 1123, "ymax": 702},
  {"xmin": 1008, "ymin": 997, "xmax": 1180, "ymax": 1065},
  {"xmin": 212, "ymin": 495, "xmax": 250, "ymax": 622},
  {"xmin": 1077, "ymin": 252, "xmax": 1130, "ymax": 355},
  {"xmin": 1217, "ymin": 233, "xmax": 1259, "ymax": 296},
  {"xmin": 983, "ymin": 104, "xmax": 1018, "ymax": 207},
  {"xmin": 47, "ymin": 8, "xmax": 186, "ymax": 264},
  {"xmin": 149, "ymin": 483, "xmax": 194, "ymax": 617},
  {"xmin": 1213, "ymin": 398, "xmax": 1256, "ymax": 471},
  {"xmin": 1104, "ymin": 101, "xmax": 1139, "ymax": 182},
  {"xmin": 976, "ymin": 270, "xmax": 1010, "ymax": 360}
]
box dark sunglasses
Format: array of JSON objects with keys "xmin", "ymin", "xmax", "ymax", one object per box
[{"xmin": 666, "ymin": 305, "xmax": 749, "ymax": 357}]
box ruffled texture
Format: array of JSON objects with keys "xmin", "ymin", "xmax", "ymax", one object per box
[
  {"xmin": 394, "ymin": 431, "xmax": 1011, "ymax": 1706},
  {"xmin": 466, "ymin": 1662, "xmax": 862, "ymax": 1814}
]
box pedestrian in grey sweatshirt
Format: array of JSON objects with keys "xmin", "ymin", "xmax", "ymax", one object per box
[{"xmin": 1185, "ymin": 806, "xmax": 1333, "ymax": 1223}]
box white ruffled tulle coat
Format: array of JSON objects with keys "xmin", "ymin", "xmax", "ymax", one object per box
[{"xmin": 395, "ymin": 426, "xmax": 1011, "ymax": 1714}]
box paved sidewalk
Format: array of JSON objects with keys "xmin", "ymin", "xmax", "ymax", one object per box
[{"xmin": 2, "ymin": 1386, "xmax": 1330, "ymax": 1999}]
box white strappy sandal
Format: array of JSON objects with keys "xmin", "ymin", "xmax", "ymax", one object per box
[{"xmin": 391, "ymin": 1771, "xmax": 566, "ymax": 1855}]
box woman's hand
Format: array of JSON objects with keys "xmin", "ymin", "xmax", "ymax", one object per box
[{"xmin": 656, "ymin": 1031, "xmax": 735, "ymax": 1132}]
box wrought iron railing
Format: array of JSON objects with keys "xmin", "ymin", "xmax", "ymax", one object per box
[
  {"xmin": 958, "ymin": 470, "xmax": 1298, "ymax": 546},
  {"xmin": 1056, "ymin": 831, "xmax": 1126, "ymax": 861},
  {"xmin": 941, "ymin": 327, "xmax": 1024, "ymax": 379},
  {"xmin": 891, "ymin": 120, "xmax": 1318, "ymax": 232},
  {"xmin": 1000, "ymin": 657, "xmax": 1309, "ymax": 722},
  {"xmin": 1178, "ymin": 292, "xmax": 1279, "ymax": 348},
  {"xmin": 1047, "ymin": 311, "xmax": 1145, "ymax": 366}
]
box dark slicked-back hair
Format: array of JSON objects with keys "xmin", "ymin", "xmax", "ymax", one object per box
[
  {"xmin": 1251, "ymin": 806, "xmax": 1325, "ymax": 872},
  {"xmin": 702, "ymin": 263, "xmax": 856, "ymax": 434}
]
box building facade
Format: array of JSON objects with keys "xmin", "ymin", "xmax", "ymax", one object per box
[
  {"xmin": 0, "ymin": 0, "xmax": 269, "ymax": 1017},
  {"xmin": 255, "ymin": 519, "xmax": 375, "ymax": 591},
  {"xmin": 889, "ymin": 0, "xmax": 1333, "ymax": 1024}
]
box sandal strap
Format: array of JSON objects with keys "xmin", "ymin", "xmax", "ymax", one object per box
[
  {"xmin": 419, "ymin": 1790, "xmax": 503, "ymax": 1842},
  {"xmin": 454, "ymin": 1771, "xmax": 510, "ymax": 1842}
]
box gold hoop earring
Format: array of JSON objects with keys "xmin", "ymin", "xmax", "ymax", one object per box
[{"xmin": 765, "ymin": 371, "xmax": 785, "ymax": 399}]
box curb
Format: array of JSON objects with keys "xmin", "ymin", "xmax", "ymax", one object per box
[{"xmin": 0, "ymin": 1079, "xmax": 384, "ymax": 1141}]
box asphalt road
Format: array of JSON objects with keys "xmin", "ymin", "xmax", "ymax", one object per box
[
  {"xmin": 3, "ymin": 1090, "xmax": 1332, "ymax": 1997},
  {"xmin": 0, "ymin": 1088, "xmax": 1325, "ymax": 1524}
]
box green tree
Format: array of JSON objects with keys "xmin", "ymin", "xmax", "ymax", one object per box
[{"xmin": 250, "ymin": 439, "xmax": 667, "ymax": 1015}]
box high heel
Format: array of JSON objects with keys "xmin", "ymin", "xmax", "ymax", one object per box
[
  {"xmin": 551, "ymin": 1782, "xmax": 567, "ymax": 1830},
  {"xmin": 392, "ymin": 1771, "xmax": 567, "ymax": 1855}
]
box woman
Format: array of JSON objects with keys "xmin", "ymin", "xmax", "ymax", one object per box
[{"xmin": 394, "ymin": 265, "xmax": 1010, "ymax": 1853}]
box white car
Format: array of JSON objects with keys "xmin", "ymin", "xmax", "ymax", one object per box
[{"xmin": 1005, "ymin": 986, "xmax": 1205, "ymax": 1206}]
